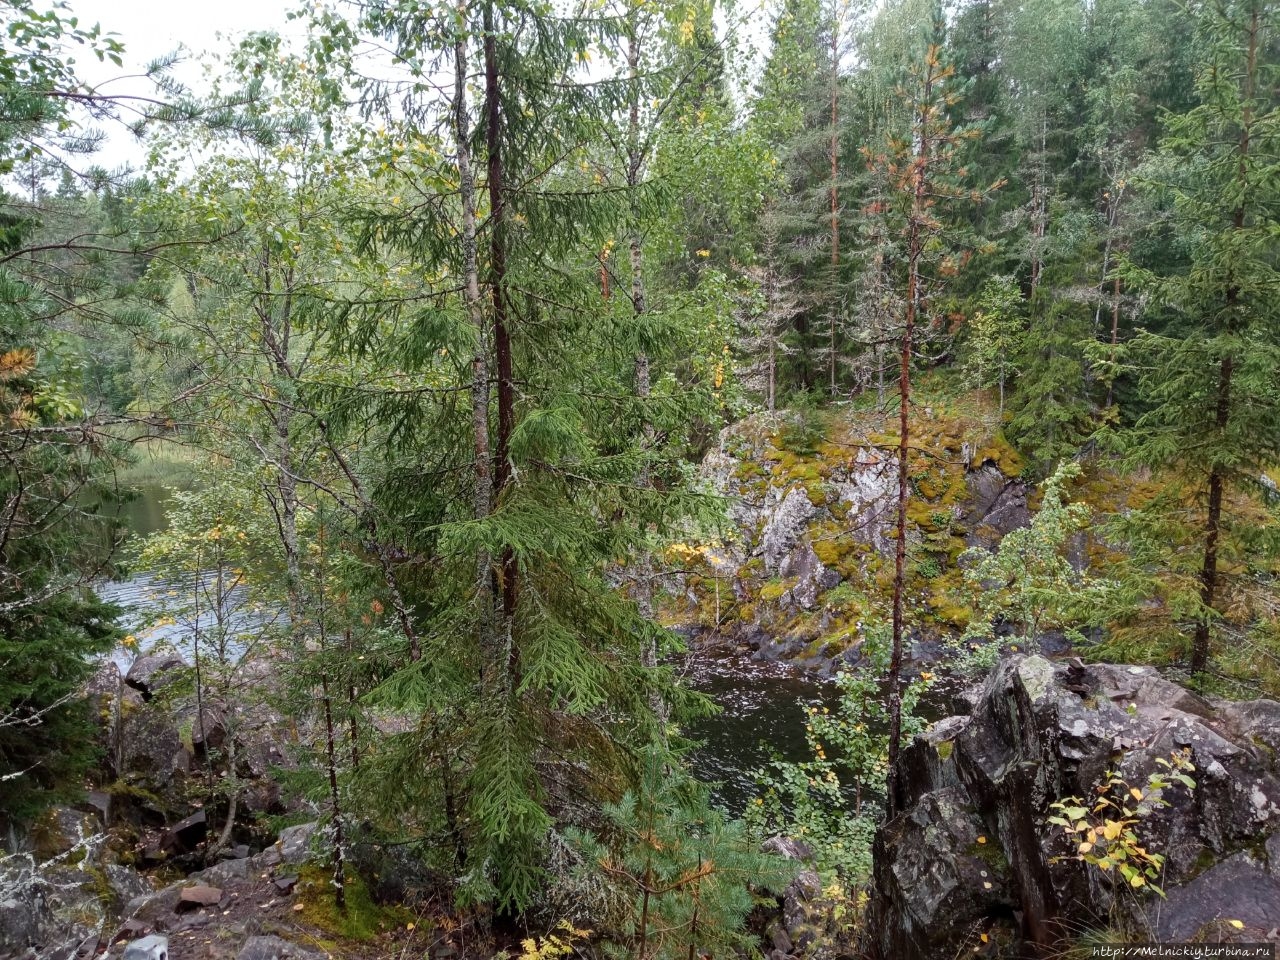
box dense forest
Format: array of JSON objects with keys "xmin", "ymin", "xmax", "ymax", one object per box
[{"xmin": 2, "ymin": 0, "xmax": 1279, "ymax": 955}]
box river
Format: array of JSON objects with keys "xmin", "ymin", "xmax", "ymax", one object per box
[{"xmin": 103, "ymin": 483, "xmax": 843, "ymax": 813}]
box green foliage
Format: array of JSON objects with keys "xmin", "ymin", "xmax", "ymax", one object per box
[
  {"xmin": 747, "ymin": 628, "xmax": 924, "ymax": 885},
  {"xmin": 0, "ymin": 13, "xmax": 129, "ymax": 818},
  {"xmin": 1100, "ymin": 0, "xmax": 1280, "ymax": 678},
  {"xmin": 964, "ymin": 275, "xmax": 1023, "ymax": 411},
  {"xmin": 294, "ymin": 862, "xmax": 415, "ymax": 941},
  {"xmin": 2, "ymin": 0, "xmax": 1278, "ymax": 937},
  {"xmin": 775, "ymin": 393, "xmax": 828, "ymax": 455},
  {"xmin": 1048, "ymin": 749, "xmax": 1196, "ymax": 898},
  {"xmin": 0, "ymin": 587, "xmax": 117, "ymax": 824},
  {"xmin": 568, "ymin": 747, "xmax": 790, "ymax": 960},
  {"xmin": 959, "ymin": 462, "xmax": 1114, "ymax": 668}
]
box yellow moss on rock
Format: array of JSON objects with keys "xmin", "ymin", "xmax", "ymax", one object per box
[
  {"xmin": 975, "ymin": 433, "xmax": 1024, "ymax": 478},
  {"xmin": 759, "ymin": 578, "xmax": 795, "ymax": 603}
]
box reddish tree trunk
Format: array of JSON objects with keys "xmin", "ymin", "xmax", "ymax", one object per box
[
  {"xmin": 886, "ymin": 63, "xmax": 935, "ymax": 816},
  {"xmin": 483, "ymin": 1, "xmax": 518, "ymax": 632}
]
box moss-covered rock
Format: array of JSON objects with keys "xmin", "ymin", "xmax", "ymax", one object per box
[{"xmin": 668, "ymin": 390, "xmax": 1033, "ymax": 665}]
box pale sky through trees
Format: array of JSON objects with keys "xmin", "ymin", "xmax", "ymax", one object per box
[
  {"xmin": 63, "ymin": 0, "xmax": 774, "ymax": 171},
  {"xmin": 65, "ymin": 0, "xmax": 301, "ymax": 168}
]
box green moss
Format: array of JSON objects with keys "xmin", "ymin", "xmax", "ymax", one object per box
[
  {"xmin": 82, "ymin": 864, "xmax": 121, "ymax": 907},
  {"xmin": 1251, "ymin": 734, "xmax": 1277, "ymax": 763},
  {"xmin": 916, "ymin": 469, "xmax": 947, "ymax": 501},
  {"xmin": 813, "ymin": 532, "xmax": 857, "ymax": 571},
  {"xmin": 976, "ymin": 433, "xmax": 1024, "ymax": 478},
  {"xmin": 818, "ymin": 582, "xmax": 865, "ymax": 612},
  {"xmin": 969, "ymin": 838, "xmax": 1009, "ymax": 872},
  {"xmin": 936, "ymin": 740, "xmax": 954, "ymax": 761},
  {"xmin": 803, "ymin": 480, "xmax": 827, "ymax": 506},
  {"xmin": 31, "ymin": 809, "xmax": 93, "ymax": 863},
  {"xmin": 759, "ymin": 578, "xmax": 794, "ymax": 603},
  {"xmin": 296, "ymin": 864, "xmax": 415, "ymax": 943},
  {"xmin": 913, "ymin": 556, "xmax": 942, "ymax": 580}
]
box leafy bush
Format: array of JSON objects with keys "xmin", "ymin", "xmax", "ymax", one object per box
[
  {"xmin": 746, "ymin": 627, "xmax": 924, "ymax": 887},
  {"xmin": 956, "ymin": 462, "xmax": 1115, "ymax": 671}
]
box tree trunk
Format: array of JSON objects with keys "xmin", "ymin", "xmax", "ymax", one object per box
[
  {"xmin": 454, "ymin": 3, "xmax": 495, "ymax": 657},
  {"xmin": 626, "ymin": 5, "xmax": 666, "ymax": 727},
  {"xmin": 1105, "ymin": 275, "xmax": 1120, "ymax": 409},
  {"xmin": 828, "ymin": 15, "xmax": 840, "ymax": 397},
  {"xmin": 483, "ymin": 0, "xmax": 519, "ymax": 672},
  {"xmin": 887, "ymin": 61, "xmax": 935, "ymax": 818},
  {"xmin": 1192, "ymin": 356, "xmax": 1232, "ymax": 677},
  {"xmin": 212, "ymin": 738, "xmax": 238, "ymax": 856},
  {"xmin": 1192, "ymin": 2, "xmax": 1257, "ymax": 679},
  {"xmin": 344, "ymin": 630, "xmax": 360, "ymax": 771},
  {"xmin": 320, "ymin": 674, "xmax": 347, "ymax": 912},
  {"xmin": 1028, "ymin": 114, "xmax": 1048, "ymax": 301}
]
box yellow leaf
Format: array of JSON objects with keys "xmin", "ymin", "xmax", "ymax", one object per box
[
  {"xmin": 980, "ymin": 934, "xmax": 989, "ymax": 944},
  {"xmin": 976, "ymin": 836, "xmax": 987, "ymax": 844},
  {"xmin": 696, "ymin": 248, "xmax": 711, "ymax": 257},
  {"xmin": 1228, "ymin": 919, "xmax": 1245, "ymax": 930},
  {"xmin": 1130, "ymin": 787, "xmax": 1143, "ymax": 802},
  {"xmin": 1129, "ymin": 874, "xmax": 1145, "ymax": 887},
  {"xmin": 1078, "ymin": 841, "xmax": 1093, "ymax": 854},
  {"xmin": 1103, "ymin": 820, "xmax": 1123, "ymax": 841}
]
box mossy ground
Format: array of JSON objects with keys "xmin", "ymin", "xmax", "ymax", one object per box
[{"xmin": 295, "ymin": 863, "xmax": 418, "ymax": 943}]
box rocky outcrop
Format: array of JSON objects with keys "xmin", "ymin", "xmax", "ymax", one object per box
[
  {"xmin": 868, "ymin": 655, "xmax": 1280, "ymax": 958},
  {"xmin": 87, "ymin": 656, "xmax": 296, "ymax": 842},
  {"xmin": 672, "ymin": 409, "xmax": 1027, "ymax": 670},
  {"xmin": 0, "ymin": 810, "xmax": 152, "ymax": 960},
  {"xmin": 760, "ymin": 838, "xmax": 853, "ymax": 960},
  {"xmin": 235, "ymin": 936, "xmax": 324, "ymax": 960}
]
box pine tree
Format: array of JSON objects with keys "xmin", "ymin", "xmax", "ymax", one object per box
[
  {"xmin": 568, "ymin": 746, "xmax": 789, "ymax": 960},
  {"xmin": 858, "ymin": 10, "xmax": 997, "ymax": 811}
]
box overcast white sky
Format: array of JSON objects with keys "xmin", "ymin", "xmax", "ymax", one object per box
[
  {"xmin": 63, "ymin": 0, "xmax": 303, "ymax": 168},
  {"xmin": 58, "ymin": 0, "xmax": 771, "ymax": 171}
]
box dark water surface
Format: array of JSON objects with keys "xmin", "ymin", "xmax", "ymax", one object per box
[{"xmin": 681, "ymin": 652, "xmax": 840, "ymax": 811}]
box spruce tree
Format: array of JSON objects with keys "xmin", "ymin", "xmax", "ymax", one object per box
[
  {"xmin": 328, "ymin": 0, "xmax": 727, "ymax": 908},
  {"xmin": 1118, "ymin": 0, "xmax": 1280, "ymax": 679}
]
